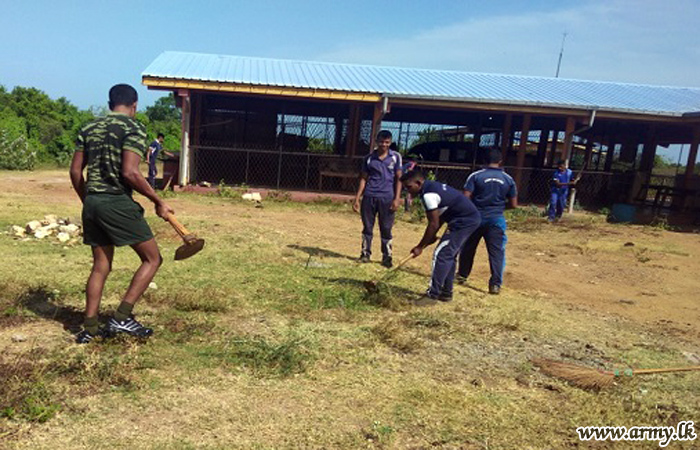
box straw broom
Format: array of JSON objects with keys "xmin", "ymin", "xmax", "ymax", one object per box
[
  {"xmin": 532, "ymin": 358, "xmax": 700, "ymax": 390},
  {"xmin": 363, "ymin": 254, "xmax": 415, "ymax": 293}
]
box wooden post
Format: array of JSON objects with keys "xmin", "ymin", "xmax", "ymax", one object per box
[
  {"xmin": 500, "ymin": 114, "xmax": 512, "ymax": 157},
  {"xmin": 178, "ymin": 89, "xmax": 191, "ymax": 186},
  {"xmin": 514, "ymin": 114, "xmax": 531, "ymax": 190},
  {"xmin": 639, "ymin": 127, "xmax": 657, "ymax": 174},
  {"xmin": 563, "ymin": 116, "xmax": 576, "ymax": 166},
  {"xmin": 604, "ymin": 137, "xmax": 616, "ymax": 172},
  {"xmin": 345, "ymin": 104, "xmax": 361, "ymax": 157},
  {"xmin": 684, "ymin": 126, "xmax": 700, "ymax": 190},
  {"xmin": 584, "ymin": 139, "xmax": 594, "ymax": 168},
  {"xmin": 471, "ymin": 120, "xmax": 482, "ymax": 170}
]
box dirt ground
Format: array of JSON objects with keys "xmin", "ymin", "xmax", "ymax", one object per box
[
  {"xmin": 2, "ymin": 170, "xmax": 700, "ymax": 449},
  {"xmin": 6, "ymin": 171, "xmax": 696, "ymax": 339}
]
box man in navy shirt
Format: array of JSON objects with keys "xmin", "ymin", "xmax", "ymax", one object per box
[
  {"xmin": 353, "ymin": 130, "xmax": 403, "ymax": 268},
  {"xmin": 402, "ymin": 169, "xmax": 481, "ymax": 304},
  {"xmin": 146, "ymin": 133, "xmax": 174, "ymax": 188},
  {"xmin": 549, "ymin": 160, "xmax": 576, "ymax": 221},
  {"xmin": 457, "ymin": 148, "xmax": 517, "ymax": 295}
]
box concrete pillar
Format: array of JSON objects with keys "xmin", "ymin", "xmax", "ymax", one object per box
[
  {"xmin": 536, "ymin": 129, "xmax": 549, "ymax": 167},
  {"xmin": 178, "ymin": 89, "xmax": 191, "ymax": 186}
]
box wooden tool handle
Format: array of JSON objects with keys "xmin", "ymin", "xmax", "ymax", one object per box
[
  {"xmin": 634, "ymin": 366, "xmax": 700, "ymax": 375},
  {"xmin": 387, "ymin": 254, "xmax": 415, "ymax": 273},
  {"xmin": 166, "ymin": 214, "xmax": 192, "ymax": 239}
]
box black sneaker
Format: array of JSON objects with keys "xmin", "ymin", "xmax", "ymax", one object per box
[
  {"xmin": 437, "ymin": 292, "xmax": 453, "ymax": 302},
  {"xmin": 489, "ymin": 285, "xmax": 501, "ymax": 295},
  {"xmin": 455, "ymin": 275, "xmax": 467, "ymax": 285},
  {"xmin": 75, "ymin": 329, "xmax": 104, "ymax": 344},
  {"xmin": 106, "ymin": 315, "xmax": 154, "ymax": 338},
  {"xmin": 358, "ymin": 255, "xmax": 370, "ymax": 263},
  {"xmin": 381, "ymin": 257, "xmax": 393, "ymax": 268}
]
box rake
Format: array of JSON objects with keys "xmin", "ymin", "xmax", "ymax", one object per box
[{"xmin": 533, "ymin": 358, "xmax": 700, "ymax": 390}]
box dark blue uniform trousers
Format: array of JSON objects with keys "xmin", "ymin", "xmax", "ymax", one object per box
[
  {"xmin": 147, "ymin": 161, "xmax": 158, "ymax": 188},
  {"xmin": 548, "ymin": 189, "xmax": 568, "ymax": 220},
  {"xmin": 361, "ymin": 196, "xmax": 394, "ymax": 259},
  {"xmin": 429, "ymin": 224, "xmax": 479, "ymax": 298},
  {"xmin": 458, "ymin": 217, "xmax": 508, "ymax": 287}
]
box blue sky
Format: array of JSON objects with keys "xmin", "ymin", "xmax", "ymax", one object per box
[
  {"xmin": 1, "ymin": 0, "xmax": 698, "ymax": 159},
  {"xmin": 2, "ymin": 0, "xmax": 698, "ymax": 109}
]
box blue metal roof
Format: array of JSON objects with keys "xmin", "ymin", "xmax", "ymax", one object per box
[{"xmin": 143, "ymin": 51, "xmax": 700, "ymax": 117}]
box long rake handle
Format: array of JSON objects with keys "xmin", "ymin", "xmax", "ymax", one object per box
[
  {"xmin": 632, "ymin": 366, "xmax": 700, "ymax": 375},
  {"xmin": 387, "ymin": 254, "xmax": 415, "ymax": 274},
  {"xmin": 166, "ymin": 215, "xmax": 192, "ymax": 240},
  {"xmin": 373, "ymin": 254, "xmax": 416, "ymax": 284}
]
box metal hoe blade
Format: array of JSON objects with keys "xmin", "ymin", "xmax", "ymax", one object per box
[{"xmin": 175, "ymin": 238, "xmax": 205, "ymax": 260}]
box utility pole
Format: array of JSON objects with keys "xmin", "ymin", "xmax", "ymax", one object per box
[{"xmin": 555, "ymin": 32, "xmax": 567, "ymax": 78}]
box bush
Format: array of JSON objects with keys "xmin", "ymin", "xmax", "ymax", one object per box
[{"xmin": 0, "ymin": 130, "xmax": 36, "ymax": 170}]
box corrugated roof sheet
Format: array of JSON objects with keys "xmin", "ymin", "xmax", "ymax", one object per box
[{"xmin": 142, "ymin": 51, "xmax": 700, "ymax": 117}]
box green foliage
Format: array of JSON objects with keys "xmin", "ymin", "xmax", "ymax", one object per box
[
  {"xmin": 0, "ymin": 85, "xmax": 93, "ymax": 167},
  {"xmin": 144, "ymin": 93, "xmax": 181, "ymax": 152},
  {"xmin": 0, "ymin": 86, "xmax": 182, "ymax": 169},
  {"xmin": 412, "ymin": 126, "xmax": 457, "ymax": 147},
  {"xmin": 307, "ymin": 137, "xmax": 334, "ymax": 154},
  {"xmin": 0, "ymin": 129, "xmax": 36, "ymax": 170}
]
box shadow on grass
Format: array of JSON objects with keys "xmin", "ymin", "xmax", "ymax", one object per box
[
  {"xmin": 15, "ymin": 287, "xmax": 85, "ymax": 333},
  {"xmin": 459, "ymin": 283, "xmax": 489, "ymax": 295},
  {"xmin": 287, "ymin": 244, "xmax": 356, "ymax": 261}
]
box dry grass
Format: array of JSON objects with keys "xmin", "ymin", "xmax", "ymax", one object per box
[{"xmin": 1, "ymin": 170, "xmax": 699, "ymax": 449}]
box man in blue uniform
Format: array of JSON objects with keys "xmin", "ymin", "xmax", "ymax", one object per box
[
  {"xmin": 146, "ymin": 133, "xmax": 174, "ymax": 188},
  {"xmin": 402, "ymin": 169, "xmax": 481, "ymax": 304},
  {"xmin": 549, "ymin": 160, "xmax": 576, "ymax": 221},
  {"xmin": 353, "ymin": 130, "xmax": 403, "ymax": 268},
  {"xmin": 457, "ymin": 148, "xmax": 517, "ymax": 295}
]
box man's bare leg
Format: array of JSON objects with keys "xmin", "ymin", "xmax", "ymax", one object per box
[
  {"xmin": 112, "ymin": 238, "xmax": 162, "ymax": 323},
  {"xmin": 84, "ymin": 245, "xmax": 114, "ymax": 325}
]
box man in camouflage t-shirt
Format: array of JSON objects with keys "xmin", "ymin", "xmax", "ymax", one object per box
[{"xmin": 69, "ymin": 84, "xmax": 174, "ymax": 344}]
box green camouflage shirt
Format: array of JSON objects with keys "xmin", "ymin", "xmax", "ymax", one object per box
[{"xmin": 76, "ymin": 113, "xmax": 147, "ymax": 195}]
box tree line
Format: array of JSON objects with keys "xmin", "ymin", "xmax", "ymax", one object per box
[{"xmin": 0, "ymin": 85, "xmax": 181, "ymax": 170}]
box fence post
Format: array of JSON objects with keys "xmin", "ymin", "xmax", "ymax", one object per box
[
  {"xmin": 245, "ymin": 150, "xmax": 250, "ymax": 184},
  {"xmin": 276, "ymin": 152, "xmax": 282, "ymax": 189},
  {"xmin": 305, "ymin": 154, "xmax": 310, "ymax": 190}
]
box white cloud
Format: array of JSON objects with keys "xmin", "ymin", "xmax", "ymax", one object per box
[{"xmin": 317, "ymin": 0, "xmax": 700, "ymax": 87}]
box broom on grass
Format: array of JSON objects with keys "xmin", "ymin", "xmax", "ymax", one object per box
[
  {"xmin": 363, "ymin": 254, "xmax": 415, "ymax": 293},
  {"xmin": 532, "ymin": 358, "xmax": 700, "ymax": 390}
]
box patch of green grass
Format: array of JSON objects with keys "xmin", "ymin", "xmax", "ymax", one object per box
[{"xmin": 197, "ymin": 334, "xmax": 313, "ymax": 377}]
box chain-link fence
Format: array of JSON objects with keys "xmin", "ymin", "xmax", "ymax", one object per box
[
  {"xmin": 416, "ymin": 162, "xmax": 621, "ymax": 208},
  {"xmin": 191, "ymin": 144, "xmax": 621, "ymax": 208}
]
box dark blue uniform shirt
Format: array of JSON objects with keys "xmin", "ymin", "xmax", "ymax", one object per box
[
  {"xmin": 464, "ymin": 167, "xmax": 517, "ymax": 221},
  {"xmin": 420, "ymin": 180, "xmax": 481, "ymax": 231},
  {"xmin": 148, "ymin": 140, "xmax": 163, "ymax": 168},
  {"xmin": 362, "ymin": 150, "xmax": 402, "ymax": 200}
]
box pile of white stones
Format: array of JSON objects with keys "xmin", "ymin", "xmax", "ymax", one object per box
[{"xmin": 11, "ymin": 215, "xmax": 82, "ymax": 244}]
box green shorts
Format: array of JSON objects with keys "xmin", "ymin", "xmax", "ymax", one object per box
[{"xmin": 82, "ymin": 193, "xmax": 154, "ymax": 247}]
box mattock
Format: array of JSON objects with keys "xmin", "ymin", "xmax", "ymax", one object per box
[{"xmin": 166, "ymin": 215, "xmax": 205, "ymax": 260}]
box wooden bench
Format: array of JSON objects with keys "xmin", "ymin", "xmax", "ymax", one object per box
[{"xmin": 319, "ymin": 170, "xmax": 357, "ymax": 190}]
